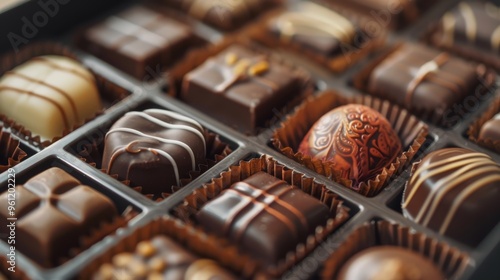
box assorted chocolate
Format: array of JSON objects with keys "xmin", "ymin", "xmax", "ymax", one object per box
[
  {"xmin": 365, "ymin": 44, "xmax": 492, "ymax": 126},
  {"xmin": 298, "ymin": 104, "xmax": 402, "ymax": 186},
  {"xmin": 0, "ymin": 55, "xmax": 101, "ymax": 140},
  {"xmin": 102, "ymin": 109, "xmax": 206, "ymax": 196},
  {"xmin": 78, "ymin": 6, "xmax": 200, "ymax": 80},
  {"xmin": 338, "ymin": 246, "xmax": 445, "ymax": 280},
  {"xmin": 403, "ymin": 148, "xmax": 500, "ymax": 245},
  {"xmin": 182, "ymin": 44, "xmax": 310, "ymax": 134},
  {"xmin": 430, "ymin": 1, "xmax": 500, "ymax": 71},
  {"xmin": 2, "ymin": 0, "xmax": 500, "ymax": 278},
  {"xmin": 93, "ymin": 236, "xmax": 235, "ymax": 280},
  {"xmin": 0, "ymin": 168, "xmax": 119, "ymax": 268},
  {"xmin": 196, "ymin": 171, "xmax": 331, "ymax": 265}
]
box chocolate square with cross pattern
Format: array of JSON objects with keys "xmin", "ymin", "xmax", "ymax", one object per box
[
  {"xmin": 196, "ymin": 172, "xmax": 330, "ymax": 264},
  {"xmin": 366, "ymin": 44, "xmax": 488, "ymax": 125},
  {"xmin": 0, "ymin": 168, "xmax": 118, "ymax": 268},
  {"xmin": 78, "ymin": 6, "xmax": 198, "ymax": 79},
  {"xmin": 181, "ymin": 45, "xmax": 308, "ymax": 134}
]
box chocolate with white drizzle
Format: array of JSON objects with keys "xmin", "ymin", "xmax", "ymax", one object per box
[
  {"xmin": 182, "ymin": 45, "xmax": 306, "ymax": 134},
  {"xmin": 0, "ymin": 55, "xmax": 101, "ymax": 140},
  {"xmin": 102, "ymin": 109, "xmax": 206, "ymax": 195},
  {"xmin": 269, "ymin": 2, "xmax": 357, "ymax": 57},
  {"xmin": 402, "ymin": 148, "xmax": 500, "ymax": 245},
  {"xmin": 367, "ymin": 44, "xmax": 485, "ymax": 123}
]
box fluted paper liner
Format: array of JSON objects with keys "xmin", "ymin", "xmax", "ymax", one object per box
[
  {"xmin": 78, "ymin": 129, "xmax": 232, "ymax": 201},
  {"xmin": 247, "ymin": 2, "xmax": 386, "ymax": 73},
  {"xmin": 0, "ymin": 126, "xmax": 27, "ymax": 174},
  {"xmin": 167, "ymin": 36, "xmax": 314, "ymax": 134},
  {"xmin": 353, "ymin": 43, "xmax": 497, "ymax": 127},
  {"xmin": 425, "ymin": 18, "xmax": 500, "ymax": 72},
  {"xmin": 468, "ymin": 94, "xmax": 500, "ymax": 154},
  {"xmin": 0, "ymin": 255, "xmax": 29, "ymax": 280},
  {"xmin": 321, "ymin": 221, "xmax": 470, "ymax": 280},
  {"xmin": 78, "ymin": 216, "xmax": 262, "ymax": 279},
  {"xmin": 0, "ymin": 42, "xmax": 130, "ymax": 149},
  {"xmin": 272, "ymin": 91, "xmax": 428, "ymax": 197},
  {"xmin": 173, "ymin": 155, "xmax": 350, "ymax": 277}
]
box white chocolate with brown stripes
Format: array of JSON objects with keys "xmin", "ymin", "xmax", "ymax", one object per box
[{"xmin": 0, "ymin": 55, "xmax": 101, "ymax": 140}]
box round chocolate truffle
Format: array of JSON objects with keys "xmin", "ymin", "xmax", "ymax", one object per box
[
  {"xmin": 102, "ymin": 109, "xmax": 206, "ymax": 195},
  {"xmin": 402, "ymin": 148, "xmax": 500, "ymax": 245},
  {"xmin": 338, "ymin": 246, "xmax": 444, "ymax": 280},
  {"xmin": 298, "ymin": 104, "xmax": 401, "ymax": 185}
]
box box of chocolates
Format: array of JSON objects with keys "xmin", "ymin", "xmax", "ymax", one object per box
[{"xmin": 0, "ymin": 0, "xmax": 499, "ymax": 279}]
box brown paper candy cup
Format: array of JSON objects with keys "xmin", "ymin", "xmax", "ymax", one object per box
[
  {"xmin": 0, "ymin": 41, "xmax": 129, "ymax": 148},
  {"xmin": 78, "ymin": 129, "xmax": 232, "ymax": 201},
  {"xmin": 272, "ymin": 91, "xmax": 428, "ymax": 197},
  {"xmin": 79, "ymin": 216, "xmax": 262, "ymax": 279},
  {"xmin": 0, "ymin": 126, "xmax": 27, "ymax": 174},
  {"xmin": 468, "ymin": 93, "xmax": 500, "ymax": 154},
  {"xmin": 173, "ymin": 155, "xmax": 350, "ymax": 277},
  {"xmin": 247, "ymin": 1, "xmax": 386, "ymax": 73},
  {"xmin": 352, "ymin": 43, "xmax": 497, "ymax": 127},
  {"xmin": 321, "ymin": 221, "xmax": 470, "ymax": 280}
]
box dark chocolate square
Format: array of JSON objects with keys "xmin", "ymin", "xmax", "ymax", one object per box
[
  {"xmin": 79, "ymin": 6, "xmax": 197, "ymax": 79},
  {"xmin": 196, "ymin": 172, "xmax": 330, "ymax": 264},
  {"xmin": 0, "ymin": 168, "xmax": 118, "ymax": 268},
  {"xmin": 366, "ymin": 44, "xmax": 482, "ymax": 125},
  {"xmin": 182, "ymin": 45, "xmax": 306, "ymax": 134}
]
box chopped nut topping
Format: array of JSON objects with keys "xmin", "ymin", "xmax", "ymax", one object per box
[
  {"xmin": 225, "ymin": 53, "xmax": 238, "ymax": 65},
  {"xmin": 112, "ymin": 253, "xmax": 134, "ymax": 268},
  {"xmin": 137, "ymin": 241, "xmax": 156, "ymax": 257},
  {"xmin": 248, "ymin": 61, "xmax": 269, "ymax": 76},
  {"xmin": 148, "ymin": 257, "xmax": 166, "ymax": 272}
]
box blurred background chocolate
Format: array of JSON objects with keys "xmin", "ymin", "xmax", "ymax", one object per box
[{"xmin": 479, "ymin": 113, "xmax": 500, "ymax": 141}]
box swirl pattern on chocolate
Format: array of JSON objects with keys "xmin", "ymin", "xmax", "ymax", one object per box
[
  {"xmin": 298, "ymin": 105, "xmax": 402, "ymax": 185},
  {"xmin": 403, "ymin": 148, "xmax": 500, "ymax": 245},
  {"xmin": 102, "ymin": 109, "xmax": 206, "ymax": 195}
]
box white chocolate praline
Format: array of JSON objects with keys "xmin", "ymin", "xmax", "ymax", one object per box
[{"xmin": 0, "ymin": 55, "xmax": 101, "ymax": 140}]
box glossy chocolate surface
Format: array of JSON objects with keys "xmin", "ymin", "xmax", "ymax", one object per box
[
  {"xmin": 165, "ymin": 0, "xmax": 270, "ymax": 30},
  {"xmin": 0, "ymin": 168, "xmax": 118, "ymax": 268},
  {"xmin": 93, "ymin": 236, "xmax": 235, "ymax": 280},
  {"xmin": 433, "ymin": 2, "xmax": 500, "ymax": 54},
  {"xmin": 403, "ymin": 148, "xmax": 500, "ymax": 245},
  {"xmin": 79, "ymin": 6, "xmax": 197, "ymax": 79},
  {"xmin": 268, "ymin": 2, "xmax": 357, "ymax": 57},
  {"xmin": 338, "ymin": 246, "xmax": 445, "ymax": 280},
  {"xmin": 182, "ymin": 45, "xmax": 305, "ymax": 134},
  {"xmin": 367, "ymin": 44, "xmax": 482, "ymax": 123},
  {"xmin": 196, "ymin": 171, "xmax": 330, "ymax": 264},
  {"xmin": 298, "ymin": 105, "xmax": 401, "ymax": 185},
  {"xmin": 102, "ymin": 109, "xmax": 206, "ymax": 195},
  {"xmin": 479, "ymin": 113, "xmax": 500, "ymax": 142}
]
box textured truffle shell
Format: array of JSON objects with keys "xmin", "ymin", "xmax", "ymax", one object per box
[
  {"xmin": 298, "ymin": 104, "xmax": 402, "ymax": 185},
  {"xmin": 402, "ymin": 148, "xmax": 500, "ymax": 245}
]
